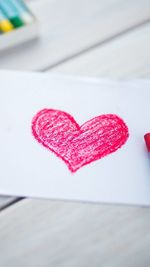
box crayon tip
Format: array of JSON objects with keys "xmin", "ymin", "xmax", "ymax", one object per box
[
  {"xmin": 10, "ymin": 16, "xmax": 24, "ymax": 28},
  {"xmin": 144, "ymin": 133, "xmax": 150, "ymax": 152},
  {"xmin": 0, "ymin": 20, "xmax": 14, "ymax": 32}
]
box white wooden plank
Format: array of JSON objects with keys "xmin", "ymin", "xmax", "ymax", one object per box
[
  {"xmin": 0, "ymin": 199, "xmax": 150, "ymax": 267},
  {"xmin": 0, "ymin": 0, "xmax": 149, "ymax": 71},
  {"xmin": 50, "ymin": 23, "xmax": 150, "ymax": 78},
  {"xmin": 0, "ymin": 23, "xmax": 150, "ymax": 266}
]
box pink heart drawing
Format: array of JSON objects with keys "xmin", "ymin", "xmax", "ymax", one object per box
[{"xmin": 31, "ymin": 109, "xmax": 129, "ymax": 172}]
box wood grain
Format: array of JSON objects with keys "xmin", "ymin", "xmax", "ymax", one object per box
[{"xmin": 0, "ymin": 21, "xmax": 150, "ymax": 266}]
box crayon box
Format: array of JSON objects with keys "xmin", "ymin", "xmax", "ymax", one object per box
[{"xmin": 0, "ymin": 0, "xmax": 38, "ymax": 51}]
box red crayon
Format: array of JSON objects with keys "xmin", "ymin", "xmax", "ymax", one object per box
[{"xmin": 144, "ymin": 133, "xmax": 150, "ymax": 152}]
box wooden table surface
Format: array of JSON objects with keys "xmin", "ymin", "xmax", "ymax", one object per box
[{"xmin": 0, "ymin": 0, "xmax": 150, "ymax": 266}]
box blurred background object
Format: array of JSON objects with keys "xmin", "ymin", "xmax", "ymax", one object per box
[{"xmin": 0, "ymin": 0, "xmax": 38, "ymax": 51}]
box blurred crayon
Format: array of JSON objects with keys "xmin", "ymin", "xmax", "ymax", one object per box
[
  {"xmin": 144, "ymin": 133, "xmax": 150, "ymax": 152},
  {"xmin": 7, "ymin": 0, "xmax": 34, "ymax": 24},
  {"xmin": 0, "ymin": 0, "xmax": 24, "ymax": 28},
  {"xmin": 0, "ymin": 8, "xmax": 14, "ymax": 33}
]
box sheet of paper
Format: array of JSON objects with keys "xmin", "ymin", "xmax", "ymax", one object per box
[{"xmin": 0, "ymin": 70, "xmax": 150, "ymax": 206}]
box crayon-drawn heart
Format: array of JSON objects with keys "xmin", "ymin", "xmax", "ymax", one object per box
[{"xmin": 32, "ymin": 109, "xmax": 129, "ymax": 173}]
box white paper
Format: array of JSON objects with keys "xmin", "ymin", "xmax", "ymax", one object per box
[{"xmin": 0, "ymin": 71, "xmax": 150, "ymax": 206}]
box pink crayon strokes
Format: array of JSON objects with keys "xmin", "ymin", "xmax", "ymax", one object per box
[{"xmin": 32, "ymin": 109, "xmax": 129, "ymax": 173}]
